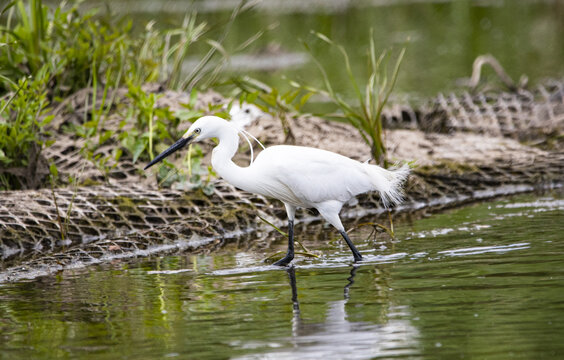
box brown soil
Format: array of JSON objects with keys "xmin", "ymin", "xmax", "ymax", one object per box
[{"xmin": 243, "ymin": 113, "xmax": 553, "ymax": 167}]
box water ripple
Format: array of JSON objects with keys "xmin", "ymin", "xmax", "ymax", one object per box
[{"xmin": 438, "ymin": 242, "xmax": 530, "ymax": 257}]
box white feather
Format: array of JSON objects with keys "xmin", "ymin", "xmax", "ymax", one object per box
[{"xmin": 164, "ymin": 116, "xmax": 410, "ymax": 263}]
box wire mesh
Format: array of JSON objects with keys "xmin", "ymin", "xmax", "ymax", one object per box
[{"xmin": 1, "ymin": 81, "xmax": 563, "ymax": 281}]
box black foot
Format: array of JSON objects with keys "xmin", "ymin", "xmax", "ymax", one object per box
[
  {"xmin": 273, "ymin": 254, "xmax": 294, "ymax": 266},
  {"xmin": 353, "ymin": 254, "xmax": 363, "ymax": 263}
]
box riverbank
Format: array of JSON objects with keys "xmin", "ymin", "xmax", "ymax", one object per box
[{"xmin": 1, "ymin": 81, "xmax": 562, "ymax": 282}]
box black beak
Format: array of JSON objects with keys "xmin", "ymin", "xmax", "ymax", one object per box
[{"xmin": 144, "ymin": 135, "xmax": 194, "ymax": 170}]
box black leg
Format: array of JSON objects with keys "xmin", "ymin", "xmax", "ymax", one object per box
[
  {"xmin": 274, "ymin": 220, "xmax": 295, "ymax": 266},
  {"xmin": 340, "ymin": 230, "xmax": 363, "ymax": 262}
]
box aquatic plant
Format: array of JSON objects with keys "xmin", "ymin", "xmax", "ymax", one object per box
[{"xmin": 293, "ymin": 31, "xmax": 406, "ymax": 166}]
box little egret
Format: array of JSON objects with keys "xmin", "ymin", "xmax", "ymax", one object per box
[
  {"xmin": 228, "ymin": 102, "xmax": 266, "ymax": 129},
  {"xmin": 144, "ymin": 116, "xmax": 409, "ymax": 265}
]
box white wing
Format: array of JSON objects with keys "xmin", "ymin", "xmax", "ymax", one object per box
[{"xmin": 249, "ymin": 145, "xmax": 374, "ymax": 207}]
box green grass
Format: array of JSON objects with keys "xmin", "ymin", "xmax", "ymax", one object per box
[
  {"xmin": 293, "ymin": 31, "xmax": 406, "ymax": 166},
  {"xmin": 0, "ymin": 66, "xmax": 53, "ymax": 189},
  {"xmin": 230, "ymin": 31, "xmax": 406, "ymax": 167},
  {"xmin": 0, "ymin": 0, "xmax": 257, "ymax": 190}
]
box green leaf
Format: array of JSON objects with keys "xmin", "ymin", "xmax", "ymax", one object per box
[
  {"xmin": 1, "ymin": 1, "xmax": 17, "ymax": 16},
  {"xmin": 99, "ymin": 130, "xmax": 113, "ymax": 144},
  {"xmin": 49, "ymin": 163, "xmax": 59, "ymax": 178},
  {"xmin": 282, "ymin": 89, "xmax": 300, "ymax": 104},
  {"xmin": 299, "ymin": 92, "xmax": 314, "ymax": 109},
  {"xmin": 188, "ymin": 88, "xmax": 198, "ymax": 108},
  {"xmin": 113, "ymin": 148, "xmax": 123, "ymax": 162},
  {"xmin": 132, "ymin": 140, "xmax": 146, "ymax": 163},
  {"xmin": 206, "ymin": 39, "xmax": 228, "ymax": 58},
  {"xmin": 246, "ymin": 91, "xmax": 258, "ymax": 104}
]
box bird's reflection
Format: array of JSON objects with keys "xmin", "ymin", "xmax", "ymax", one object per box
[
  {"xmin": 286, "ymin": 264, "xmax": 358, "ymax": 310},
  {"xmin": 286, "ymin": 266, "xmax": 301, "ymax": 337},
  {"xmin": 286, "ymin": 265, "xmax": 359, "ymax": 339},
  {"xmin": 269, "ymin": 265, "xmax": 420, "ymax": 359},
  {"xmin": 287, "ymin": 266, "xmax": 300, "ymax": 312},
  {"xmin": 343, "ymin": 265, "xmax": 358, "ymax": 300}
]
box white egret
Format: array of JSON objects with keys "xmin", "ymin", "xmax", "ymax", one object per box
[
  {"xmin": 228, "ymin": 102, "xmax": 266, "ymax": 129},
  {"xmin": 145, "ymin": 116, "xmax": 409, "ymax": 266}
]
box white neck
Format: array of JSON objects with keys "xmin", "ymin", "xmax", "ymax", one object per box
[{"xmin": 210, "ymin": 125, "xmax": 253, "ymax": 191}]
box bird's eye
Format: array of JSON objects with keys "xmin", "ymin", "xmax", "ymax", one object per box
[{"xmin": 194, "ymin": 128, "xmax": 201, "ymax": 134}]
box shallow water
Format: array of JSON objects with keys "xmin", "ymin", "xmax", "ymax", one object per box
[{"xmin": 1, "ymin": 192, "xmax": 563, "ymax": 359}]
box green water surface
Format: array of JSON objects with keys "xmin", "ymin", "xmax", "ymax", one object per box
[
  {"xmin": 1, "ymin": 192, "xmax": 563, "ymax": 359},
  {"xmin": 77, "ymin": 0, "xmax": 564, "ymax": 98}
]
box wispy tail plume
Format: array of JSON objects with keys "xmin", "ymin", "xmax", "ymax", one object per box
[{"xmin": 364, "ymin": 163, "xmax": 410, "ymax": 208}]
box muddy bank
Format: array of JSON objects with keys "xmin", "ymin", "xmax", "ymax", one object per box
[{"xmin": 1, "ymin": 82, "xmax": 563, "ymax": 282}]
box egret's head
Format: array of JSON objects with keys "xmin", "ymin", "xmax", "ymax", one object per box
[
  {"xmin": 144, "ymin": 116, "xmax": 231, "ymax": 170},
  {"xmin": 183, "ymin": 115, "xmax": 231, "ymax": 142}
]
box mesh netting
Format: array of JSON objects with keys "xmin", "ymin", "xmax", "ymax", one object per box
[
  {"xmin": 1, "ymin": 81, "xmax": 563, "ymax": 281},
  {"xmin": 2, "ymin": 147, "xmax": 562, "ymax": 277},
  {"xmin": 0, "ymin": 182, "xmax": 278, "ymax": 262},
  {"xmin": 383, "ymin": 79, "xmax": 564, "ymax": 141}
]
